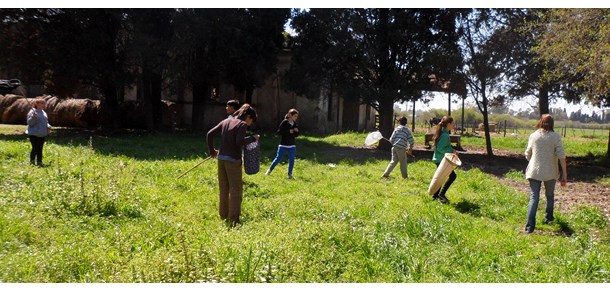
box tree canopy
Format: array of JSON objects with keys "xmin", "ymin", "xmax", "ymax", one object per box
[{"xmin": 286, "ymin": 8, "xmax": 464, "ymax": 147}]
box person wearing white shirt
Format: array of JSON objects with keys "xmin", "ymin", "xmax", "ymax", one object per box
[{"xmin": 524, "ymin": 114, "xmax": 568, "ymax": 233}]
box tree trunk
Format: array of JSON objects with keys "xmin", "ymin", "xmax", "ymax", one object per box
[
  {"xmin": 461, "ymin": 94, "xmax": 465, "ymax": 134},
  {"xmin": 378, "ymin": 98, "xmax": 394, "ymax": 150},
  {"xmin": 538, "ymin": 83, "xmax": 549, "ymax": 116},
  {"xmin": 411, "ymin": 99, "xmax": 416, "ymax": 132},
  {"xmin": 245, "ymin": 86, "xmax": 253, "ymax": 105},
  {"xmin": 142, "ymin": 70, "xmax": 155, "ymax": 131},
  {"xmin": 191, "ymin": 82, "xmax": 209, "ymax": 130},
  {"xmin": 481, "ymin": 92, "xmax": 494, "ymax": 157},
  {"xmin": 101, "ymin": 81, "xmax": 120, "ymax": 129},
  {"xmin": 607, "ymin": 127, "xmax": 610, "ymax": 159},
  {"xmin": 151, "ymin": 72, "xmax": 163, "ymax": 129}
]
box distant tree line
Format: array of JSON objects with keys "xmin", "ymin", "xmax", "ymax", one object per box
[
  {"xmin": 1, "ymin": 8, "xmax": 609, "ymax": 157},
  {"xmin": 0, "ymin": 8, "xmax": 290, "ymax": 130}
]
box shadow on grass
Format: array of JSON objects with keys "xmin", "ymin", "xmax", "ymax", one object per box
[
  {"xmin": 3, "ymin": 126, "xmax": 609, "ymax": 183},
  {"xmin": 454, "ymin": 199, "xmax": 482, "ymax": 217},
  {"xmin": 555, "ymin": 218, "xmax": 575, "ymax": 237}
]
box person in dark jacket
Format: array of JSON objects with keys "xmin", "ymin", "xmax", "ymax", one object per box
[
  {"xmin": 265, "ymin": 108, "xmax": 299, "ymax": 179},
  {"xmin": 207, "ymin": 104, "xmax": 259, "ymax": 226}
]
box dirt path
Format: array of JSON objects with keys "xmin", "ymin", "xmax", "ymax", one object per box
[{"xmin": 342, "ymin": 144, "xmax": 610, "ymax": 221}]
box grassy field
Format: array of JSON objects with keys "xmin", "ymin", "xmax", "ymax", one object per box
[{"xmin": 1, "ymin": 124, "xmax": 609, "ymax": 283}]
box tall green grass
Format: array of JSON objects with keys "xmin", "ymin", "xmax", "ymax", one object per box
[{"xmin": 1, "ymin": 125, "xmax": 609, "ymax": 282}]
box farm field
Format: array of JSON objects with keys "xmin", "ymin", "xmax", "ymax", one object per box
[{"xmin": 1, "ymin": 124, "xmax": 609, "ymax": 283}]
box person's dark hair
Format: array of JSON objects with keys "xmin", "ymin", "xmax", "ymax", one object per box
[
  {"xmin": 234, "ymin": 103, "xmax": 257, "ymax": 122},
  {"xmin": 226, "ymin": 99, "xmax": 240, "ymax": 111},
  {"xmin": 398, "ymin": 116, "xmax": 407, "ymax": 126},
  {"xmin": 433, "ymin": 116, "xmax": 454, "ymax": 145},
  {"xmin": 536, "ymin": 114, "xmax": 554, "ymax": 132}
]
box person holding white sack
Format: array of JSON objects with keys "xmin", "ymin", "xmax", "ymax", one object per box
[
  {"xmin": 524, "ymin": 114, "xmax": 567, "ymax": 234},
  {"xmin": 431, "ymin": 116, "xmax": 458, "ymax": 203},
  {"xmin": 381, "ymin": 116, "xmax": 415, "ymax": 179}
]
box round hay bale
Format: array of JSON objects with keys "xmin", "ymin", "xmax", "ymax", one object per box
[
  {"xmin": 0, "ymin": 94, "xmax": 25, "ymax": 123},
  {"xmin": 2, "ymin": 97, "xmax": 33, "ymax": 125}
]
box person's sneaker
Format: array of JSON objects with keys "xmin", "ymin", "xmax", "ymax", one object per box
[
  {"xmin": 438, "ymin": 194, "xmax": 449, "ymax": 203},
  {"xmin": 543, "ymin": 219, "xmax": 554, "ymax": 224},
  {"xmin": 265, "ymin": 169, "xmax": 271, "ymax": 175},
  {"xmin": 288, "ymin": 175, "xmax": 295, "ymax": 179},
  {"xmin": 432, "ymin": 195, "xmax": 440, "ymax": 200}
]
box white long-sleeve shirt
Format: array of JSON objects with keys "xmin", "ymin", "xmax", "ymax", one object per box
[{"xmin": 525, "ymin": 129, "xmax": 565, "ymax": 181}]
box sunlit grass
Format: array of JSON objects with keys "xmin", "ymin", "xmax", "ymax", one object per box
[{"xmin": 1, "ymin": 124, "xmax": 609, "ymax": 282}]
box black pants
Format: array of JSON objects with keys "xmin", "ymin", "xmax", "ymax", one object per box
[
  {"xmin": 29, "ymin": 135, "xmax": 45, "ymax": 165},
  {"xmin": 433, "ymin": 163, "xmax": 457, "ymax": 197}
]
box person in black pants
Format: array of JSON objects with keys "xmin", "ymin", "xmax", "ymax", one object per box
[{"xmin": 25, "ymin": 97, "xmax": 52, "ymax": 166}]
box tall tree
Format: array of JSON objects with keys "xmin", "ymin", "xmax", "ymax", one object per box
[
  {"xmin": 42, "ymin": 9, "xmax": 131, "ymax": 128},
  {"xmin": 126, "ymin": 9, "xmax": 176, "ymax": 130},
  {"xmin": 460, "ymin": 9, "xmax": 512, "ymax": 157},
  {"xmin": 535, "ymin": 8, "xmax": 610, "ymax": 158},
  {"xmin": 0, "ymin": 9, "xmax": 48, "ymax": 87},
  {"xmin": 287, "ymin": 9, "xmax": 463, "ymax": 147},
  {"xmin": 169, "ymin": 9, "xmax": 288, "ymax": 129},
  {"xmin": 222, "ymin": 9, "xmax": 290, "ymax": 104},
  {"xmin": 501, "ymin": 8, "xmax": 585, "ymax": 117},
  {"xmin": 169, "ymin": 9, "xmax": 227, "ymax": 129}
]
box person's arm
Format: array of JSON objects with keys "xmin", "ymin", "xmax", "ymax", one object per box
[
  {"xmin": 389, "ymin": 128, "xmax": 398, "ymax": 145},
  {"xmin": 406, "ymin": 129, "xmax": 415, "ymax": 150},
  {"xmin": 524, "ymin": 135, "xmax": 533, "ymax": 161},
  {"xmin": 406, "ymin": 129, "xmax": 415, "ymax": 156},
  {"xmin": 27, "ymin": 109, "xmax": 38, "ymax": 126},
  {"xmin": 277, "ymin": 120, "xmax": 290, "ymax": 135},
  {"xmin": 206, "ymin": 121, "xmax": 222, "ymax": 157},
  {"xmin": 556, "ymin": 134, "xmax": 567, "ymax": 186},
  {"xmin": 559, "ymin": 158, "xmax": 567, "ymax": 186},
  {"xmin": 292, "ymin": 123, "xmax": 300, "ymax": 138}
]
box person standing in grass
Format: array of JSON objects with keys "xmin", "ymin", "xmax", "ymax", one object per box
[
  {"xmin": 382, "ymin": 116, "xmax": 415, "ymax": 179},
  {"xmin": 431, "ymin": 116, "xmax": 458, "ymax": 203},
  {"xmin": 207, "ymin": 104, "xmax": 259, "ymax": 227},
  {"xmin": 25, "ymin": 97, "xmax": 52, "ymax": 167},
  {"xmin": 524, "ymin": 114, "xmax": 567, "ymax": 234},
  {"xmin": 226, "ymin": 99, "xmax": 240, "ymax": 119},
  {"xmin": 265, "ymin": 108, "xmax": 299, "ymax": 179}
]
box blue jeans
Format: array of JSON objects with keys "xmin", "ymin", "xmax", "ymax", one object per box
[
  {"xmin": 525, "ymin": 179, "xmax": 556, "ymax": 232},
  {"xmin": 268, "ymin": 146, "xmax": 296, "ymax": 176}
]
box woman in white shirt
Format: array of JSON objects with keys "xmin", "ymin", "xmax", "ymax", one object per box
[{"xmin": 524, "ymin": 114, "xmax": 567, "ymax": 233}]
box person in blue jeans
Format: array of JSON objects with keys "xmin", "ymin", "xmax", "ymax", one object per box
[
  {"xmin": 524, "ymin": 114, "xmax": 567, "ymax": 234},
  {"xmin": 266, "ymin": 109, "xmax": 299, "ymax": 179}
]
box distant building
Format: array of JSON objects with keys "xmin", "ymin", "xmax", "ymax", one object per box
[{"xmin": 139, "ymin": 49, "xmax": 377, "ymax": 133}]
